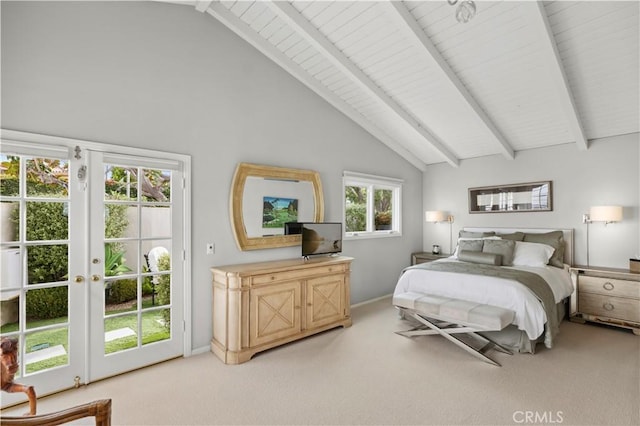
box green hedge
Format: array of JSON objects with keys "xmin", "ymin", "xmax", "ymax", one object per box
[
  {"xmin": 106, "ymin": 279, "xmax": 137, "ymax": 304},
  {"xmin": 156, "ymin": 254, "xmax": 171, "ymax": 329},
  {"xmin": 10, "ymin": 191, "xmax": 129, "ymax": 320},
  {"xmin": 26, "ymin": 286, "xmax": 68, "ymax": 320}
]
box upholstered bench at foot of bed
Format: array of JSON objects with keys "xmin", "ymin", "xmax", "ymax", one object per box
[{"xmin": 393, "ymin": 292, "xmax": 516, "ymax": 366}]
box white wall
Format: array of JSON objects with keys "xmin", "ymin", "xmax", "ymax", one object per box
[
  {"xmin": 423, "ymin": 134, "xmax": 640, "ymax": 269},
  {"xmin": 1, "ymin": 1, "xmax": 424, "ymax": 350}
]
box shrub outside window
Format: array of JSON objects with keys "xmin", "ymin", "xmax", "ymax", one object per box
[{"xmin": 343, "ymin": 171, "xmax": 402, "ymax": 239}]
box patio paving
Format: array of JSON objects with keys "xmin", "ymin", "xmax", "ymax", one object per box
[
  {"xmin": 24, "ymin": 344, "xmax": 66, "ymax": 365},
  {"xmin": 104, "ymin": 327, "xmax": 136, "ymax": 342},
  {"xmin": 24, "ymin": 327, "xmax": 136, "ymax": 365}
]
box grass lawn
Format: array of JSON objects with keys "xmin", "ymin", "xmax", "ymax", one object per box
[{"xmin": 1, "ymin": 309, "xmax": 170, "ymax": 375}]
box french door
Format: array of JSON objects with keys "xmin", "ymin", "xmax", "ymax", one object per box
[{"xmin": 0, "ymin": 134, "xmax": 189, "ymax": 406}]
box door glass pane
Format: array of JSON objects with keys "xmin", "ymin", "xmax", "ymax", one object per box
[
  {"xmin": 26, "ymin": 201, "xmax": 69, "ymax": 241},
  {"xmin": 105, "ymin": 278, "xmax": 139, "ymax": 316},
  {"xmin": 141, "ymin": 206, "xmax": 171, "ymax": 238},
  {"xmin": 0, "ymin": 291, "xmax": 20, "ymax": 333},
  {"xmin": 374, "ymin": 188, "xmax": 393, "ymax": 231},
  {"xmin": 26, "ymin": 287, "xmax": 68, "ymax": 329},
  {"xmin": 345, "ymin": 185, "xmax": 367, "ymax": 232},
  {"xmin": 25, "ymin": 327, "xmax": 69, "ymax": 375},
  {"xmin": 105, "ymin": 314, "xmax": 138, "ymax": 354},
  {"xmin": 104, "ymin": 242, "xmax": 136, "ymax": 279},
  {"xmin": 27, "ymin": 244, "xmax": 68, "ymax": 285},
  {"xmin": 105, "ymin": 165, "xmax": 138, "ymax": 201},
  {"xmin": 1, "ymin": 202, "xmax": 19, "ymax": 242},
  {"xmin": 0, "ymin": 155, "xmax": 20, "ymax": 196},
  {"xmin": 142, "ymin": 308, "xmax": 170, "ymax": 346},
  {"xmin": 25, "ymin": 158, "xmax": 68, "ymax": 198},
  {"xmin": 105, "ymin": 203, "xmax": 136, "ymax": 239},
  {"xmin": 141, "ymin": 169, "xmax": 171, "ymax": 203}
]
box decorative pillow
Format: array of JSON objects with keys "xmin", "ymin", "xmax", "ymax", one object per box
[
  {"xmin": 497, "ymin": 232, "xmax": 525, "ymax": 241},
  {"xmin": 482, "ymin": 239, "xmax": 516, "ymax": 266},
  {"xmin": 458, "ymin": 239, "xmax": 485, "ymax": 253},
  {"xmin": 458, "ymin": 231, "xmax": 496, "ymax": 238},
  {"xmin": 512, "ymin": 241, "xmax": 555, "ymax": 267},
  {"xmin": 458, "ymin": 250, "xmax": 502, "ymax": 266},
  {"xmin": 452, "ymin": 237, "xmax": 501, "ymax": 258},
  {"xmin": 523, "ymin": 231, "xmax": 565, "ymax": 268}
]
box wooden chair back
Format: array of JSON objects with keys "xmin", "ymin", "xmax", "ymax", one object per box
[{"xmin": 0, "ymin": 399, "xmax": 112, "ymax": 426}]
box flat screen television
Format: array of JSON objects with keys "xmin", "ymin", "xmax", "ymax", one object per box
[
  {"xmin": 284, "ymin": 222, "xmax": 303, "ymax": 235},
  {"xmin": 301, "ymin": 222, "xmax": 342, "ymax": 258}
]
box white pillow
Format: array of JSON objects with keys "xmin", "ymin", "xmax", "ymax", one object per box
[{"xmin": 512, "ymin": 241, "xmax": 555, "ymax": 267}]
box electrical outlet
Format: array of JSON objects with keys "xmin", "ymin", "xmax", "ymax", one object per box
[{"xmin": 206, "ymin": 243, "xmax": 214, "ymax": 254}]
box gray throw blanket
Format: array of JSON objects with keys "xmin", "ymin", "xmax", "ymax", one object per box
[{"xmin": 405, "ymin": 261, "xmax": 559, "ymax": 348}]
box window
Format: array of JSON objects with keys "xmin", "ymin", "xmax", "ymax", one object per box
[{"xmin": 343, "ymin": 171, "xmax": 402, "ymax": 239}]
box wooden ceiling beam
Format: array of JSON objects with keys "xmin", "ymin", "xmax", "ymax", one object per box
[
  {"xmin": 382, "ymin": 1, "xmax": 515, "ymax": 160},
  {"xmin": 205, "ymin": 2, "xmax": 429, "ymax": 171},
  {"xmin": 522, "ymin": 1, "xmax": 588, "ymax": 150},
  {"xmin": 266, "ymin": 0, "xmax": 460, "ymax": 167}
]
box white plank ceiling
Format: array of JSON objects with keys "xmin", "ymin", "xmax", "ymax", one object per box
[{"xmin": 172, "ymin": 1, "xmax": 639, "ymax": 170}]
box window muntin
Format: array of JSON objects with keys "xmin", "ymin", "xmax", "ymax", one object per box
[{"xmin": 343, "ymin": 172, "xmax": 402, "ymax": 239}]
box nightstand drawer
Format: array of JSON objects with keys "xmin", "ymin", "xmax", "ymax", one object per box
[
  {"xmin": 578, "ymin": 275, "xmax": 640, "ymax": 299},
  {"xmin": 578, "ymin": 293, "xmax": 640, "ymax": 322}
]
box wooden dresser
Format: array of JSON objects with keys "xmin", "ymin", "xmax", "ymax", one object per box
[
  {"xmin": 211, "ymin": 256, "xmax": 353, "ymax": 364},
  {"xmin": 569, "ymin": 265, "xmax": 640, "ymax": 335}
]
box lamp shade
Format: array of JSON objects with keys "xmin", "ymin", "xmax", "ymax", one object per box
[
  {"xmin": 589, "ymin": 205, "xmax": 623, "ymax": 223},
  {"xmin": 425, "ymin": 211, "xmax": 447, "ymax": 222}
]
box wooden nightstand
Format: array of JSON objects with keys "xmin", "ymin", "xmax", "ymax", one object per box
[
  {"xmin": 569, "ymin": 265, "xmax": 640, "ymax": 335},
  {"xmin": 411, "ymin": 252, "xmax": 450, "ymax": 265}
]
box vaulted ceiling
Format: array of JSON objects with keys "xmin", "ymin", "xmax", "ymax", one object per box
[{"xmin": 164, "ymin": 1, "xmax": 639, "ymax": 170}]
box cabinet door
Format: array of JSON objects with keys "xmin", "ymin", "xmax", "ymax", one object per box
[
  {"xmin": 250, "ymin": 281, "xmax": 301, "ymax": 347},
  {"xmin": 306, "ymin": 274, "xmax": 345, "ymax": 329}
]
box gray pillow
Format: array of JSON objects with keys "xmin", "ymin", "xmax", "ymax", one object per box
[
  {"xmin": 523, "ymin": 231, "xmax": 565, "ymax": 268},
  {"xmin": 458, "ymin": 239, "xmax": 485, "ymax": 253},
  {"xmin": 497, "ymin": 232, "xmax": 525, "ymax": 241},
  {"xmin": 482, "ymin": 239, "xmax": 516, "ymax": 266},
  {"xmin": 458, "ymin": 250, "xmax": 502, "ymax": 266},
  {"xmin": 459, "ymin": 231, "xmax": 496, "ymax": 238}
]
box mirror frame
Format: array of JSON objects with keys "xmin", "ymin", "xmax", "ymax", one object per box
[
  {"xmin": 468, "ymin": 180, "xmax": 553, "ymax": 213},
  {"xmin": 230, "ymin": 162, "xmax": 324, "ymax": 250}
]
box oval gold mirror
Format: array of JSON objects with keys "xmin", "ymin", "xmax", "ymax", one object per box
[{"xmin": 230, "ymin": 163, "xmax": 324, "ymax": 250}]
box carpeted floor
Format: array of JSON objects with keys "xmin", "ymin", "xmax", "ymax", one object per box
[{"xmin": 3, "ymin": 296, "xmax": 639, "ymax": 425}]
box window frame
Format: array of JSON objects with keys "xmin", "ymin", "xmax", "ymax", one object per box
[{"xmin": 342, "ymin": 171, "xmax": 403, "ymax": 240}]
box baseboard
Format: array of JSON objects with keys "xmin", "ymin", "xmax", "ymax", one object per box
[
  {"xmin": 351, "ymin": 293, "xmax": 392, "ymax": 309},
  {"xmin": 188, "ymin": 294, "xmax": 393, "ymax": 357}
]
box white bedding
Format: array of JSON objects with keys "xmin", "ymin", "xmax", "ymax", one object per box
[{"xmin": 393, "ymin": 258, "xmax": 574, "ymax": 340}]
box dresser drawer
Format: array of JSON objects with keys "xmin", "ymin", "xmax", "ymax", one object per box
[
  {"xmin": 251, "ymin": 264, "xmax": 346, "ymax": 286},
  {"xmin": 578, "ymin": 293, "xmax": 640, "ymax": 323},
  {"xmin": 578, "ymin": 275, "xmax": 640, "ymax": 299}
]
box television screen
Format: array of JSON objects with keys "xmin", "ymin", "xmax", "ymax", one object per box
[{"xmin": 301, "ymin": 222, "xmax": 342, "ymax": 257}]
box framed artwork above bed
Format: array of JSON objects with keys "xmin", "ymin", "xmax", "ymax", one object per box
[{"xmin": 468, "ymin": 181, "xmax": 552, "ymax": 213}]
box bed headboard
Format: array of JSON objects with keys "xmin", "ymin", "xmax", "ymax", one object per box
[{"xmin": 462, "ymin": 227, "xmax": 574, "ymax": 266}]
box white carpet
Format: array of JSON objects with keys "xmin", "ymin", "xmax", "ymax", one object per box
[{"xmin": 3, "ymin": 297, "xmax": 639, "ymax": 425}]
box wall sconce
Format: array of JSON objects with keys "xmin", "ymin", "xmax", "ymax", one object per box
[
  {"xmin": 425, "ymin": 210, "xmax": 455, "ymax": 255},
  {"xmin": 582, "ymin": 205, "xmax": 623, "ymax": 266}
]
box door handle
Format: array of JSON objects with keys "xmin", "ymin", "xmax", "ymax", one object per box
[{"xmin": 91, "ymin": 274, "xmax": 101, "ymax": 282}]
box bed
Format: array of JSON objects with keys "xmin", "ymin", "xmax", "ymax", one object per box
[{"xmin": 394, "ymin": 227, "xmax": 574, "ymax": 354}]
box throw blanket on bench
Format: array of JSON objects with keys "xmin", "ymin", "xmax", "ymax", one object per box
[{"xmin": 403, "ymin": 261, "xmax": 559, "ymax": 348}]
